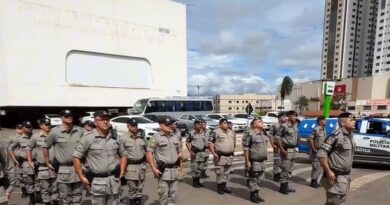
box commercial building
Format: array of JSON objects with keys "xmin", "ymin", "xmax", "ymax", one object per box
[
  {"xmin": 373, "ymin": 0, "xmax": 390, "ymax": 74},
  {"xmin": 321, "ymin": 0, "xmax": 378, "ymax": 80},
  {"xmin": 214, "ymin": 93, "xmax": 292, "ymax": 114},
  {"xmin": 0, "ymin": 0, "xmax": 187, "ymax": 125}
]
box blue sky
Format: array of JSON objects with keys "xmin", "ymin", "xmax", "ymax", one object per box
[{"xmin": 176, "ymin": 0, "xmax": 325, "ymax": 96}]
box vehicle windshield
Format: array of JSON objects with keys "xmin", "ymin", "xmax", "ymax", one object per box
[
  {"xmin": 133, "ymin": 117, "xmax": 154, "ymax": 123},
  {"xmin": 223, "ymin": 115, "xmax": 237, "ymax": 120},
  {"xmin": 130, "ymin": 99, "xmax": 149, "ymax": 115},
  {"xmin": 195, "ymin": 115, "xmax": 213, "ymax": 121}
]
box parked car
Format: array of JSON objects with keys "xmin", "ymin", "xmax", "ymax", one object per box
[
  {"xmin": 178, "ymin": 114, "xmax": 218, "ymax": 131},
  {"xmin": 110, "ymin": 115, "xmax": 160, "ymax": 140},
  {"xmin": 43, "ymin": 114, "xmax": 62, "ymax": 127},
  {"xmin": 206, "ymin": 113, "xmax": 247, "ymax": 131},
  {"xmin": 143, "ymin": 114, "xmax": 188, "ymax": 136},
  {"xmin": 80, "ymin": 111, "xmax": 95, "ymax": 125}
]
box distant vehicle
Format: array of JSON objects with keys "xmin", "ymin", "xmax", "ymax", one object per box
[
  {"xmin": 80, "ymin": 111, "xmax": 95, "ymax": 125},
  {"xmin": 110, "ymin": 115, "xmax": 160, "ymax": 140},
  {"xmin": 233, "ymin": 113, "xmax": 255, "ymax": 119},
  {"xmin": 143, "ymin": 114, "xmax": 188, "ymax": 136},
  {"xmin": 261, "ymin": 111, "xmax": 279, "ymax": 130},
  {"xmin": 206, "ymin": 113, "xmax": 247, "ymax": 131},
  {"xmin": 129, "ymin": 97, "xmax": 214, "ymax": 118},
  {"xmin": 298, "ymin": 117, "xmax": 390, "ymax": 165},
  {"xmin": 44, "ymin": 114, "xmax": 62, "ymax": 127},
  {"xmin": 178, "ymin": 114, "xmax": 218, "ymax": 131}
]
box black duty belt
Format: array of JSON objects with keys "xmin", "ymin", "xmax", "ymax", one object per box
[
  {"xmin": 250, "ymin": 159, "xmax": 265, "ymax": 162},
  {"xmin": 324, "ymin": 170, "xmax": 351, "ymax": 176},
  {"xmin": 218, "ymin": 152, "xmax": 234, "ymax": 157},
  {"xmin": 91, "ymin": 168, "xmax": 120, "ymax": 178},
  {"xmin": 192, "ymin": 146, "xmax": 206, "ymax": 153},
  {"xmin": 128, "ymin": 158, "xmax": 146, "ymax": 165},
  {"xmin": 165, "ymin": 164, "xmax": 177, "ymax": 168},
  {"xmin": 59, "ymin": 162, "xmax": 73, "ymax": 166},
  {"xmin": 38, "ymin": 163, "xmax": 47, "ymax": 167}
]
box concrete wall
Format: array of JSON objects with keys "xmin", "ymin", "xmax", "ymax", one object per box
[{"xmin": 0, "ymin": 0, "xmax": 187, "ymax": 107}]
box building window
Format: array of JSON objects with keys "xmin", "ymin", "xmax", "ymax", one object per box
[
  {"xmin": 378, "ymin": 105, "xmax": 387, "ymax": 110},
  {"xmin": 363, "ymin": 105, "xmax": 372, "ymax": 111},
  {"xmin": 236, "ymin": 107, "xmax": 239, "ymax": 110},
  {"xmin": 228, "ymin": 107, "xmax": 232, "ymax": 110},
  {"xmin": 236, "ymin": 101, "xmax": 239, "ymax": 103},
  {"xmin": 228, "ymin": 100, "xmax": 232, "ymax": 103}
]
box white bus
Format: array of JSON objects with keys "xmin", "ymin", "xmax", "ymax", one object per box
[{"xmin": 129, "ymin": 97, "xmax": 214, "ymax": 118}]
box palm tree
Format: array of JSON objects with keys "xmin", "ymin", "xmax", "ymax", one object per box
[
  {"xmin": 295, "ymin": 96, "xmax": 309, "ymax": 115},
  {"xmin": 279, "ymin": 76, "xmax": 294, "ymax": 109}
]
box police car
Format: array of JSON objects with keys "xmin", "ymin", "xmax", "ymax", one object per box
[{"xmin": 298, "ymin": 117, "xmax": 390, "ymax": 165}]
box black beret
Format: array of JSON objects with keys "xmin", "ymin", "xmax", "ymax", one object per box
[
  {"xmin": 219, "ymin": 118, "xmax": 228, "ymax": 124},
  {"xmin": 278, "ymin": 112, "xmax": 287, "ymax": 118},
  {"xmin": 16, "ymin": 123, "xmax": 23, "ymax": 129},
  {"xmin": 93, "ymin": 110, "xmax": 110, "ymax": 118},
  {"xmin": 22, "ymin": 121, "xmax": 32, "ymax": 127},
  {"xmin": 83, "ymin": 120, "xmax": 95, "ymax": 127},
  {"xmin": 127, "ymin": 118, "xmax": 138, "ymax": 126},
  {"xmin": 38, "ymin": 118, "xmax": 51, "ymax": 125},
  {"xmin": 338, "ymin": 112, "xmax": 354, "ymax": 119},
  {"xmin": 194, "ymin": 120, "xmax": 202, "ymax": 125},
  {"xmin": 286, "ymin": 110, "xmax": 298, "ymax": 116},
  {"xmin": 159, "ymin": 116, "xmax": 176, "ymax": 125}
]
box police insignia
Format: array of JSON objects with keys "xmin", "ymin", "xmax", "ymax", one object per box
[
  {"xmin": 326, "ymin": 137, "xmax": 335, "ymax": 144},
  {"xmin": 148, "ymin": 138, "xmax": 156, "ymax": 147}
]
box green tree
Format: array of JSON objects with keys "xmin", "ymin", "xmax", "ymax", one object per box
[
  {"xmin": 279, "ymin": 76, "xmax": 294, "ymax": 109},
  {"xmin": 295, "ymin": 96, "xmax": 309, "ymax": 115}
]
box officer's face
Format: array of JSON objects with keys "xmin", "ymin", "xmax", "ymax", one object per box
[
  {"xmin": 288, "ymin": 115, "xmax": 297, "ymax": 123},
  {"xmin": 201, "ymin": 123, "xmax": 207, "ymax": 129},
  {"xmin": 319, "ymin": 119, "xmax": 327, "ymax": 127},
  {"xmin": 61, "ymin": 115, "xmax": 73, "ymax": 124},
  {"xmin": 170, "ymin": 123, "xmax": 177, "ymax": 130},
  {"xmin": 84, "ymin": 125, "xmax": 94, "ymax": 132},
  {"xmin": 160, "ymin": 123, "xmax": 173, "ymax": 133},
  {"xmin": 253, "ymin": 120, "xmax": 264, "ymax": 129},
  {"xmin": 95, "ymin": 116, "xmax": 110, "ymax": 131},
  {"xmin": 194, "ymin": 123, "xmax": 202, "ymax": 131},
  {"xmin": 128, "ymin": 125, "xmax": 138, "ymax": 133},
  {"xmin": 40, "ymin": 123, "xmax": 51, "ymax": 133},
  {"xmin": 279, "ymin": 116, "xmax": 287, "ymax": 123},
  {"xmin": 16, "ymin": 128, "xmax": 23, "ymax": 135},
  {"xmin": 342, "ymin": 117, "xmax": 356, "ymax": 131},
  {"xmin": 220, "ymin": 122, "xmax": 229, "ymax": 130},
  {"xmin": 23, "ymin": 126, "xmax": 32, "ymax": 135}
]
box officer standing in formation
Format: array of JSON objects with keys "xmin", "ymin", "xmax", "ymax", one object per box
[
  {"xmin": 82, "ymin": 120, "xmax": 95, "ymax": 132},
  {"xmin": 208, "ymin": 118, "xmax": 235, "ymax": 195},
  {"xmin": 185, "ymin": 120, "xmax": 208, "ymax": 188},
  {"xmin": 308, "ymin": 116, "xmax": 327, "ymax": 188},
  {"xmin": 74, "ymin": 110, "xmax": 127, "ymax": 205},
  {"xmin": 44, "ymin": 110, "xmax": 84, "ymax": 205},
  {"xmin": 200, "ymin": 120, "xmax": 210, "ymax": 178},
  {"xmin": 269, "ymin": 112, "xmax": 286, "ymax": 182},
  {"xmin": 9, "ymin": 121, "xmax": 37, "ymax": 204},
  {"xmin": 0, "ymin": 138, "xmax": 9, "ymax": 205},
  {"xmin": 118, "ymin": 118, "xmax": 147, "ymax": 205},
  {"xmin": 146, "ymin": 117, "xmax": 182, "ymax": 205},
  {"xmin": 243, "ymin": 117, "xmax": 268, "ymax": 203},
  {"xmin": 4, "ymin": 124, "xmax": 24, "ymax": 199},
  {"xmin": 26, "ymin": 118, "xmax": 59, "ymax": 205},
  {"xmin": 318, "ymin": 112, "xmax": 355, "ymax": 205},
  {"xmin": 275, "ymin": 110, "xmax": 298, "ymax": 195}
]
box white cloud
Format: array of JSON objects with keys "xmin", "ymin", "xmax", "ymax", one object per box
[{"xmin": 188, "ymin": 50, "xmax": 234, "ymax": 70}]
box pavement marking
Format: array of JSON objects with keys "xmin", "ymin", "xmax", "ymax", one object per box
[{"xmin": 350, "ymin": 172, "xmax": 390, "ymax": 191}]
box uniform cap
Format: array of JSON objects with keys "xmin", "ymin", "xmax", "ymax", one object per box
[
  {"xmin": 338, "ymin": 112, "xmax": 355, "ymax": 119},
  {"xmin": 16, "ymin": 123, "xmax": 23, "ymax": 129},
  {"xmin": 93, "ymin": 110, "xmax": 110, "ymax": 118},
  {"xmin": 250, "ymin": 117, "xmax": 262, "ymax": 126},
  {"xmin": 219, "ymin": 118, "xmax": 228, "ymax": 124},
  {"xmin": 59, "ymin": 109, "xmax": 73, "ymax": 117},
  {"xmin": 286, "ymin": 110, "xmax": 298, "ymax": 116},
  {"xmin": 278, "ymin": 112, "xmax": 287, "ymax": 118},
  {"xmin": 194, "ymin": 120, "xmax": 202, "ymax": 125},
  {"xmin": 22, "ymin": 121, "xmax": 32, "ymax": 128},
  {"xmin": 83, "ymin": 120, "xmax": 95, "ymax": 127},
  {"xmin": 38, "ymin": 118, "xmax": 51, "ymax": 125},
  {"xmin": 159, "ymin": 116, "xmax": 176, "ymax": 125},
  {"xmin": 127, "ymin": 118, "xmax": 138, "ymax": 126}
]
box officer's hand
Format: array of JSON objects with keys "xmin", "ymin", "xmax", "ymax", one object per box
[
  {"xmin": 213, "ymin": 154, "xmax": 219, "ymax": 163},
  {"xmin": 281, "ymin": 150, "xmax": 287, "ymax": 158},
  {"xmin": 47, "ymin": 163, "xmax": 55, "ymax": 171},
  {"xmin": 246, "ymin": 161, "xmax": 251, "ymax": 170},
  {"xmin": 80, "ymin": 175, "xmax": 90, "ymax": 190},
  {"xmin": 28, "ymin": 162, "xmax": 35, "ymax": 169},
  {"xmin": 326, "ymin": 170, "xmax": 336, "ymax": 185},
  {"xmin": 152, "ymin": 168, "xmax": 162, "ymax": 178},
  {"xmin": 14, "ymin": 161, "xmax": 20, "ymax": 167}
]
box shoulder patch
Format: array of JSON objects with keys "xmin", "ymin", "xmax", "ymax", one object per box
[
  {"xmin": 148, "ymin": 137, "xmax": 157, "ymax": 147},
  {"xmin": 325, "ymin": 136, "xmax": 335, "ymax": 144}
]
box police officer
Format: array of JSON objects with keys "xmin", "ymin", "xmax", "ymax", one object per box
[
  {"xmin": 4, "ymin": 124, "xmax": 24, "ymax": 198},
  {"xmin": 269, "ymin": 112, "xmax": 287, "ymax": 182},
  {"xmin": 200, "ymin": 120, "xmax": 210, "ymax": 178},
  {"xmin": 9, "ymin": 121, "xmax": 36, "ymax": 204},
  {"xmin": 308, "ymin": 116, "xmax": 327, "ymax": 188},
  {"xmin": 118, "ymin": 118, "xmax": 147, "ymax": 205},
  {"xmin": 44, "ymin": 110, "xmax": 84, "ymax": 205},
  {"xmin": 186, "ymin": 120, "xmax": 208, "ymax": 188},
  {"xmin": 170, "ymin": 121, "xmax": 183, "ymax": 175},
  {"xmin": 318, "ymin": 112, "xmax": 355, "ymax": 205},
  {"xmin": 82, "ymin": 120, "xmax": 95, "ymax": 132},
  {"xmin": 74, "ymin": 110, "xmax": 127, "ymax": 205},
  {"xmin": 146, "ymin": 117, "xmax": 182, "ymax": 205},
  {"xmin": 26, "ymin": 118, "xmax": 59, "ymax": 205},
  {"xmin": 0, "ymin": 138, "xmax": 10, "ymax": 205},
  {"xmin": 243, "ymin": 118, "xmax": 268, "ymax": 203},
  {"xmin": 275, "ymin": 110, "xmax": 298, "ymax": 195},
  {"xmin": 208, "ymin": 119, "xmax": 235, "ymax": 195}
]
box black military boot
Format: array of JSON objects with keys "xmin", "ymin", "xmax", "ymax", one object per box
[
  {"xmin": 21, "ymin": 187, "xmax": 28, "ymax": 198},
  {"xmin": 217, "ymin": 184, "xmax": 224, "ymax": 195},
  {"xmin": 35, "ymin": 191, "xmax": 43, "ymax": 203},
  {"xmin": 279, "ymin": 182, "xmax": 289, "ymax": 195},
  {"xmin": 222, "ymin": 182, "xmax": 232, "ymax": 194},
  {"xmin": 128, "ymin": 198, "xmax": 135, "ymax": 205},
  {"xmin": 250, "ymin": 192, "xmax": 260, "ymax": 203},
  {"xmin": 286, "ymin": 183, "xmax": 296, "ymax": 193},
  {"xmin": 255, "ymin": 191, "xmax": 265, "ymax": 202},
  {"xmin": 310, "ymin": 179, "xmax": 320, "ymax": 188},
  {"xmin": 193, "ymin": 178, "xmax": 200, "ymax": 188},
  {"xmin": 28, "ymin": 193, "xmax": 36, "ymax": 205},
  {"xmin": 273, "ymin": 173, "xmax": 281, "ymax": 182},
  {"xmin": 135, "ymin": 197, "xmax": 142, "ymax": 205}
]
